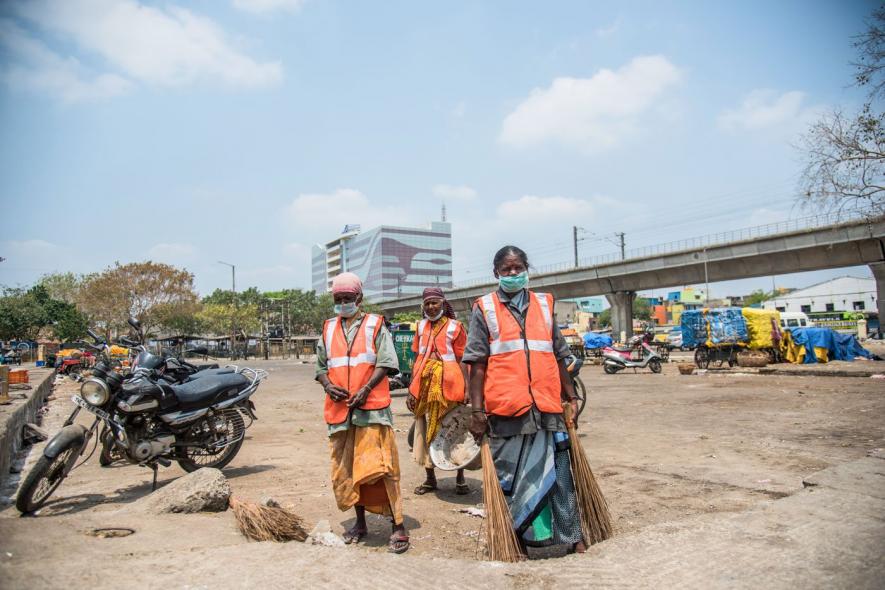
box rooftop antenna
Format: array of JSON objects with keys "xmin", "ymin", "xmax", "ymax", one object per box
[{"xmin": 441, "ymin": 201, "xmax": 447, "ymax": 222}]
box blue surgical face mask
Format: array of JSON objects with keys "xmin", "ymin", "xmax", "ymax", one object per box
[
  {"xmin": 498, "ymin": 271, "xmax": 528, "ymax": 293},
  {"xmin": 334, "ymin": 302, "xmax": 358, "ymax": 318}
]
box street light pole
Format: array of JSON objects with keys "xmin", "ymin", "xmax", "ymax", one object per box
[{"xmin": 218, "ymin": 261, "xmax": 236, "ymax": 359}]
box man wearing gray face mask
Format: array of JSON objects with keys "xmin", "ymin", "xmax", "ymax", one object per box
[{"xmin": 315, "ymin": 272, "xmax": 410, "ymax": 554}]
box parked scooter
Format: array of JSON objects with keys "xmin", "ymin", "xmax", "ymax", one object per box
[{"xmin": 602, "ymin": 330, "xmax": 663, "ymax": 374}]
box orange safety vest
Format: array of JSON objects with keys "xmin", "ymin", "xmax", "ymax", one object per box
[
  {"xmin": 476, "ymin": 290, "xmax": 562, "ymax": 417},
  {"xmin": 408, "ymin": 318, "xmax": 466, "ymax": 403},
  {"xmin": 322, "ymin": 313, "xmax": 391, "ymax": 425}
]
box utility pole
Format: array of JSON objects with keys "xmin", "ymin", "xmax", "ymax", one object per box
[
  {"xmin": 617, "ymin": 232, "xmax": 626, "ymax": 260},
  {"xmin": 573, "ymin": 226, "xmax": 579, "ymax": 268},
  {"xmin": 218, "ymin": 261, "xmax": 236, "ymax": 359}
]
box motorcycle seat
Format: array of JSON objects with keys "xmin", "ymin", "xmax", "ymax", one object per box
[
  {"xmin": 185, "ymin": 367, "xmax": 236, "ymax": 381},
  {"xmin": 170, "ymin": 373, "xmax": 249, "ymax": 409}
]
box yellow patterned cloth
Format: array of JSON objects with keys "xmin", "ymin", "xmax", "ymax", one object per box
[
  {"xmin": 329, "ymin": 424, "xmax": 403, "ymax": 524},
  {"xmin": 411, "ymin": 320, "xmax": 460, "ymax": 468}
]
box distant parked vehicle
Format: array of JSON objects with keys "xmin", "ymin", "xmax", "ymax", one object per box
[
  {"xmin": 779, "ymin": 312, "xmax": 812, "ymax": 330},
  {"xmin": 666, "ymin": 326, "xmax": 685, "ymax": 351}
]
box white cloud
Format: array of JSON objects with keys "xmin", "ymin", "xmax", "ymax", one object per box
[
  {"xmin": 499, "ymin": 55, "xmax": 682, "ymax": 152},
  {"xmin": 147, "ymin": 242, "xmax": 196, "ymax": 264},
  {"xmin": 595, "ymin": 17, "xmax": 621, "ymax": 38},
  {"xmin": 233, "ymin": 0, "xmax": 306, "ymax": 14},
  {"xmin": 717, "ymin": 89, "xmax": 817, "ymax": 132},
  {"xmin": 432, "ymin": 184, "xmax": 477, "ymax": 201},
  {"xmin": 285, "ymin": 189, "xmax": 417, "ymax": 243},
  {"xmin": 6, "ymin": 0, "xmax": 281, "ymax": 100},
  {"xmin": 0, "ymin": 19, "xmax": 132, "ymax": 102},
  {"xmin": 496, "ymin": 195, "xmax": 596, "ymax": 227}
]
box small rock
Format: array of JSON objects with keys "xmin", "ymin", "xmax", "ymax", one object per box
[
  {"xmin": 131, "ymin": 468, "xmax": 230, "ymax": 514},
  {"xmin": 308, "ymin": 520, "xmax": 345, "ymax": 547},
  {"xmin": 260, "ymin": 496, "xmax": 280, "ymax": 508}
]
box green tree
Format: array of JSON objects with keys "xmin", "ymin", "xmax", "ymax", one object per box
[
  {"xmin": 39, "ymin": 272, "xmax": 87, "ymax": 305},
  {"xmin": 79, "ymin": 261, "xmax": 199, "ymax": 337},
  {"xmin": 744, "ymin": 289, "xmax": 775, "ymax": 307},
  {"xmin": 392, "ymin": 311, "xmax": 422, "ymax": 324},
  {"xmin": 197, "ymin": 303, "xmax": 261, "ymax": 336},
  {"xmin": 0, "ymin": 285, "xmax": 88, "ymax": 342},
  {"xmin": 0, "ymin": 288, "xmax": 47, "ymax": 340}
]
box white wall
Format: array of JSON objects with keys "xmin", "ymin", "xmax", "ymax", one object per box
[{"xmin": 763, "ymin": 277, "xmax": 876, "ymax": 313}]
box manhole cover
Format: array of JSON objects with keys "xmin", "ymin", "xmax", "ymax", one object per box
[{"xmin": 86, "ymin": 527, "xmax": 135, "ymax": 538}]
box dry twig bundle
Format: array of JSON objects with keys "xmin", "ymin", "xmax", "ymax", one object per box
[
  {"xmin": 229, "ymin": 496, "xmax": 308, "ymax": 542},
  {"xmin": 481, "ymin": 438, "xmax": 525, "ymax": 562},
  {"xmin": 564, "ymin": 404, "xmax": 613, "ymax": 545}
]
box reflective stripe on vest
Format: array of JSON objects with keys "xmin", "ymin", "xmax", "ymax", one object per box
[
  {"xmin": 476, "ymin": 291, "xmax": 562, "ymax": 416},
  {"xmin": 480, "ymin": 293, "xmax": 555, "ymax": 357},
  {"xmin": 325, "ymin": 314, "xmax": 380, "ymax": 368}
]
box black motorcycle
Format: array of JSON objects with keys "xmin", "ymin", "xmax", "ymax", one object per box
[
  {"xmin": 97, "ymin": 321, "xmax": 221, "ymax": 467},
  {"xmin": 15, "ymin": 326, "xmax": 267, "ymax": 514}
]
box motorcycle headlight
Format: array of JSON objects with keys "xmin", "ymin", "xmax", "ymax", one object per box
[{"xmin": 80, "ymin": 378, "xmax": 110, "ymax": 406}]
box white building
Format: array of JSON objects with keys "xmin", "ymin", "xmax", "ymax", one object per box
[{"xmin": 763, "ymin": 276, "xmax": 877, "ymax": 314}]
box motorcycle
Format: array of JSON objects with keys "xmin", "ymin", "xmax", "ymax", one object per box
[
  {"xmin": 98, "ymin": 319, "xmax": 221, "ymax": 467},
  {"xmin": 602, "ymin": 330, "xmax": 663, "ymax": 374},
  {"xmin": 15, "ymin": 326, "xmax": 267, "ymax": 514}
]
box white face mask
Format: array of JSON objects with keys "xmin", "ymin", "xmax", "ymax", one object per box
[
  {"xmin": 425, "ymin": 308, "xmax": 444, "ymax": 321},
  {"xmin": 334, "ymin": 302, "xmax": 358, "ymax": 318}
]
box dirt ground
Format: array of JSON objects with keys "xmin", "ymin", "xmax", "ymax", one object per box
[{"xmin": 1, "ymin": 355, "xmax": 884, "ymax": 574}]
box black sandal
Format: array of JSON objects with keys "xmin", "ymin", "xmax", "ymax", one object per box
[
  {"xmin": 414, "ymin": 481, "xmax": 437, "ymax": 495},
  {"xmin": 388, "ymin": 531, "xmax": 410, "ymax": 554},
  {"xmin": 343, "ymin": 526, "xmax": 367, "ymax": 544}
]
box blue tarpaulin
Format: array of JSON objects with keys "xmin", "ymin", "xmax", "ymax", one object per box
[
  {"xmin": 583, "ymin": 332, "xmax": 613, "ymax": 349},
  {"xmin": 680, "ymin": 308, "xmax": 749, "ymax": 347},
  {"xmin": 790, "ymin": 327, "xmax": 873, "ymax": 363}
]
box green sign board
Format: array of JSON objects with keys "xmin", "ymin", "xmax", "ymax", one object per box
[{"xmin": 392, "ymin": 330, "xmax": 416, "ymax": 374}]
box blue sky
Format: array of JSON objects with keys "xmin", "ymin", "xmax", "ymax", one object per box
[{"xmin": 0, "ymin": 0, "xmax": 879, "ymax": 299}]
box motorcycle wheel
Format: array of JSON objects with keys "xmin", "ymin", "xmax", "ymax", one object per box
[
  {"xmin": 603, "ymin": 363, "xmax": 620, "ymax": 374},
  {"xmin": 16, "ymin": 445, "xmax": 79, "ymax": 514},
  {"xmin": 572, "ymin": 376, "xmax": 587, "ymax": 419},
  {"xmin": 649, "ymin": 359, "xmax": 663, "ymax": 374},
  {"xmin": 176, "ymin": 410, "xmax": 245, "ymax": 473}
]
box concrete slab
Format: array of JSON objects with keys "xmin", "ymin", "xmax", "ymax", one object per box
[
  {"xmin": 0, "ymin": 366, "xmax": 55, "ymax": 488},
  {"xmin": 802, "ymin": 456, "xmax": 885, "ymax": 499}
]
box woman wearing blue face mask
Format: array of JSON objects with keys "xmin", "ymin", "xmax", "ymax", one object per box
[{"xmin": 462, "ymin": 245, "xmax": 586, "ymax": 555}]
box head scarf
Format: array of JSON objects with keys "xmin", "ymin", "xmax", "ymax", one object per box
[
  {"xmin": 331, "ymin": 272, "xmax": 362, "ymax": 296},
  {"xmin": 422, "ymin": 287, "xmax": 455, "ymax": 319}
]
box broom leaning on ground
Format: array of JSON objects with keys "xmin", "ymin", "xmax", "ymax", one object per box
[
  {"xmin": 229, "ymin": 496, "xmax": 309, "ymax": 542},
  {"xmin": 481, "ymin": 438, "xmax": 525, "ymax": 562},
  {"xmin": 564, "ymin": 403, "xmax": 613, "ymax": 545}
]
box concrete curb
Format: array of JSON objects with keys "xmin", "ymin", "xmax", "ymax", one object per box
[{"xmin": 0, "ymin": 368, "xmax": 56, "ymax": 488}]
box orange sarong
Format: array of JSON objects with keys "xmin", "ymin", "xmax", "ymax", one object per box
[{"xmin": 329, "ymin": 424, "xmax": 404, "ymax": 524}]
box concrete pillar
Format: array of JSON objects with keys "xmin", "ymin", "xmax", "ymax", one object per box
[
  {"xmin": 606, "ymin": 291, "xmax": 635, "ymax": 342},
  {"xmin": 870, "ymin": 262, "xmax": 885, "ymax": 339}
]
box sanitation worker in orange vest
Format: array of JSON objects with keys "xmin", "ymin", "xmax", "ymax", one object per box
[
  {"xmin": 407, "ymin": 287, "xmax": 470, "ymax": 495},
  {"xmin": 316, "ymin": 272, "xmax": 409, "ymax": 554},
  {"xmin": 463, "ymin": 245, "xmax": 586, "ymax": 554}
]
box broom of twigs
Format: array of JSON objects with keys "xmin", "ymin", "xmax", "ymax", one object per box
[
  {"xmin": 480, "ymin": 438, "xmax": 525, "ymax": 562},
  {"xmin": 229, "ymin": 496, "xmax": 309, "ymax": 542},
  {"xmin": 564, "ymin": 403, "xmax": 613, "ymax": 545}
]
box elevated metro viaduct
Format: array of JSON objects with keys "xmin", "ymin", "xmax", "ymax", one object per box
[{"xmin": 379, "ymin": 216, "xmax": 885, "ymax": 340}]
